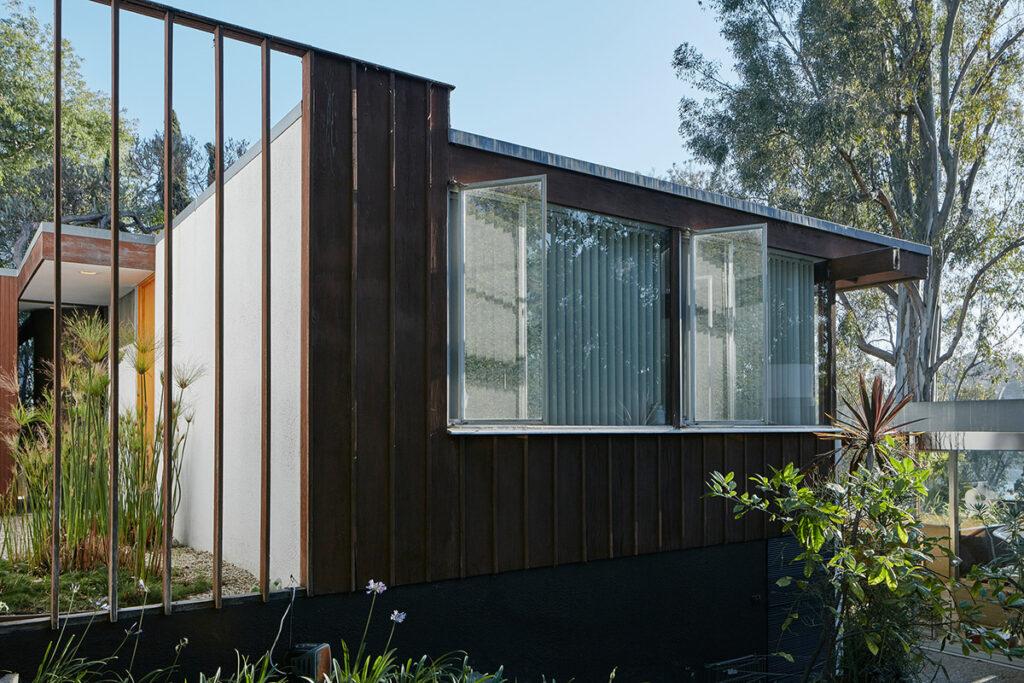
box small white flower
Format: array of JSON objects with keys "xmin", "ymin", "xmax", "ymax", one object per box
[
  {"xmin": 365, "ymin": 579, "xmax": 387, "ymax": 595},
  {"xmin": 137, "ymin": 578, "xmax": 147, "ymax": 593},
  {"xmin": 390, "ymin": 610, "xmax": 406, "ymax": 624}
]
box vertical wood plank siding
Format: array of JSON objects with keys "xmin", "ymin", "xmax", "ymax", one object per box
[{"xmin": 302, "ymin": 52, "xmax": 833, "ymax": 595}]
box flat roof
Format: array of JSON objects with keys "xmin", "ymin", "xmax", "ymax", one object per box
[
  {"xmin": 19, "ymin": 223, "xmax": 157, "ymax": 272},
  {"xmin": 450, "ymin": 130, "xmax": 931, "ymax": 257}
]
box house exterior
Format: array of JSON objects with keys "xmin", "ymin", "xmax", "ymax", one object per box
[{"xmin": 1, "ymin": 1, "xmax": 932, "ymax": 678}]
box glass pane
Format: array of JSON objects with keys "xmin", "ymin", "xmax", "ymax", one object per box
[
  {"xmin": 957, "ymin": 450, "xmax": 1024, "ymax": 573},
  {"xmin": 768, "ymin": 253, "xmax": 818, "ymax": 425},
  {"xmin": 546, "ymin": 206, "xmax": 670, "ymax": 425},
  {"xmin": 461, "ymin": 181, "xmax": 545, "ymax": 420},
  {"xmin": 692, "ymin": 227, "xmax": 765, "ymax": 422}
]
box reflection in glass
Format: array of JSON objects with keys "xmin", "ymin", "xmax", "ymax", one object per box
[
  {"xmin": 692, "ymin": 228, "xmax": 765, "ymax": 422},
  {"xmin": 922, "ymin": 450, "xmax": 1024, "ymax": 573},
  {"xmin": 546, "ymin": 206, "xmax": 669, "ymax": 425},
  {"xmin": 461, "ymin": 181, "xmax": 545, "ymax": 421}
]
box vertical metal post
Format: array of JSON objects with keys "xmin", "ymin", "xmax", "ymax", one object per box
[
  {"xmin": 108, "ymin": 0, "xmax": 121, "ymax": 623},
  {"xmin": 50, "ymin": 0, "xmax": 63, "ymax": 631},
  {"xmin": 161, "ymin": 9, "xmax": 174, "ymax": 616},
  {"xmin": 259, "ymin": 37, "xmax": 271, "ymax": 603},
  {"xmin": 818, "ymin": 280, "xmax": 837, "ymax": 425},
  {"xmin": 213, "ymin": 24, "xmax": 225, "ymax": 609},
  {"xmin": 948, "ymin": 450, "xmax": 960, "ymax": 580}
]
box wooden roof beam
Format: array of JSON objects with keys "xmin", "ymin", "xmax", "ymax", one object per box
[{"xmin": 815, "ymin": 247, "xmax": 928, "ymax": 290}]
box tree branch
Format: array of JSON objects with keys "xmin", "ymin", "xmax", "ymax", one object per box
[
  {"xmin": 838, "ymin": 292, "xmax": 897, "ymax": 366},
  {"xmin": 759, "ymin": 0, "xmax": 821, "ymax": 98},
  {"xmin": 935, "ymin": 238, "xmax": 1024, "ymax": 369},
  {"xmin": 837, "ymin": 148, "xmax": 904, "ymax": 239}
]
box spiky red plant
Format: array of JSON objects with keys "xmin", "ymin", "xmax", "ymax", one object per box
[{"xmin": 830, "ymin": 374, "xmax": 919, "ymax": 470}]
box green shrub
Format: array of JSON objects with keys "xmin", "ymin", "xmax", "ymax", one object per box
[
  {"xmin": 708, "ymin": 375, "xmax": 1014, "ymax": 680},
  {"xmin": 0, "ymin": 311, "xmax": 199, "ymax": 587}
]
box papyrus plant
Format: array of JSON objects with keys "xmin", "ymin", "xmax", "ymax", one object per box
[{"xmin": 0, "ymin": 311, "xmax": 198, "ymax": 586}]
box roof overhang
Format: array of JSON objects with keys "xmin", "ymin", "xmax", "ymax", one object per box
[
  {"xmin": 16, "ymin": 223, "xmax": 156, "ymax": 310},
  {"xmin": 448, "ymin": 129, "xmax": 931, "ymax": 290}
]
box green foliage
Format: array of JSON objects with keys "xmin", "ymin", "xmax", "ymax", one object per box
[
  {"xmin": 675, "ymin": 0, "xmax": 1024, "ymax": 400},
  {"xmin": 0, "ymin": 558, "xmax": 210, "ymax": 614},
  {"xmin": 0, "ymin": 1, "xmax": 251, "ymax": 266},
  {"xmin": 0, "ymin": 311, "xmax": 199, "ymax": 590},
  {"xmin": 10, "ymin": 583, "xmax": 585, "ymax": 683},
  {"xmin": 707, "ymin": 375, "xmax": 1014, "ymax": 679}
]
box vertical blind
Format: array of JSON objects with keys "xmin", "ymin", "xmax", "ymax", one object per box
[
  {"xmin": 768, "ymin": 253, "xmax": 818, "ymax": 424},
  {"xmin": 545, "ymin": 206, "xmax": 670, "ymax": 425}
]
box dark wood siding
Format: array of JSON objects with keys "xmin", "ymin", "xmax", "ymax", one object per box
[{"xmin": 302, "ymin": 51, "xmax": 834, "ymax": 595}]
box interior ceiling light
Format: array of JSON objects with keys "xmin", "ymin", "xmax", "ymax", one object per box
[{"xmin": 79, "ymin": 270, "xmax": 97, "ymax": 276}]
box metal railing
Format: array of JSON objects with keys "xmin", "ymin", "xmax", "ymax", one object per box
[{"xmin": 49, "ymin": 0, "xmax": 283, "ymax": 627}]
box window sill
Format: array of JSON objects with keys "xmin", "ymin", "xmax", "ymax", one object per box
[{"xmin": 447, "ymin": 424, "xmax": 840, "ymax": 436}]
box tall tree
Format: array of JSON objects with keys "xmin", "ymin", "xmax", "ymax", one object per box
[
  {"xmin": 675, "ymin": 0, "xmax": 1024, "ymax": 400},
  {"xmin": 0, "ymin": 0, "xmax": 112, "ymax": 265}
]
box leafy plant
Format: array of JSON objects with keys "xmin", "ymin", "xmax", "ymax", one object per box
[{"xmin": 708, "ymin": 374, "xmax": 1009, "ymax": 680}]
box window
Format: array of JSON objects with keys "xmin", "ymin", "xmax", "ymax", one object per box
[
  {"xmin": 689, "ymin": 226, "xmax": 766, "ymax": 422},
  {"xmin": 452, "ymin": 177, "xmax": 546, "ymax": 422},
  {"xmin": 768, "ymin": 253, "xmax": 818, "ymax": 425},
  {"xmin": 546, "ymin": 206, "xmax": 670, "ymax": 425},
  {"xmin": 449, "ymin": 179, "xmax": 820, "ymax": 428}
]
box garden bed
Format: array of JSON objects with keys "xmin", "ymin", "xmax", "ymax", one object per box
[{"xmin": 0, "ymin": 545, "xmax": 256, "ymax": 615}]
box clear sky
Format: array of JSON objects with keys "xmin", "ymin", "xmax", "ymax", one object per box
[{"xmin": 11, "ymin": 0, "xmax": 730, "ymax": 176}]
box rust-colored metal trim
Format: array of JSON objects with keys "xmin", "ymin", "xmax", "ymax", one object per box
[
  {"xmin": 50, "ymin": 0, "xmax": 63, "ymax": 631},
  {"xmin": 108, "ymin": 0, "xmax": 121, "ymax": 624},
  {"xmin": 212, "ymin": 24, "xmax": 225, "ymax": 610},
  {"xmin": 84, "ymin": 0, "xmax": 454, "ymax": 89},
  {"xmin": 259, "ymin": 36, "xmax": 272, "ymax": 604},
  {"xmin": 298, "ymin": 50, "xmax": 311, "ymax": 592},
  {"xmin": 160, "ymin": 8, "xmax": 174, "ymax": 616}
]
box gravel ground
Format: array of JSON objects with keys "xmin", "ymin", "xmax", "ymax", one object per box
[
  {"xmin": 920, "ymin": 641, "xmax": 1024, "ymax": 682},
  {"xmin": 172, "ymin": 544, "xmax": 258, "ymax": 598}
]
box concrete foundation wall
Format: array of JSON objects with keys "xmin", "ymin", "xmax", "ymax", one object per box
[{"xmin": 153, "ymin": 109, "xmax": 303, "ymax": 584}]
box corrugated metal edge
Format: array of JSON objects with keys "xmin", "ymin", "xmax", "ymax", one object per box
[{"xmin": 449, "ymin": 129, "xmax": 931, "ymax": 257}]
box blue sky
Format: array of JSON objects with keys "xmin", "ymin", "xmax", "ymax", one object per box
[{"xmin": 11, "ymin": 0, "xmax": 730, "ymax": 176}]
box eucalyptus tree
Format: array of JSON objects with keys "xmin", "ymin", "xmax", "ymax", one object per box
[{"xmin": 675, "ymin": 0, "xmax": 1024, "ymax": 400}]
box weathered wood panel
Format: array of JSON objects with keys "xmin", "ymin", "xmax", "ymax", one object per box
[
  {"xmin": 301, "ymin": 50, "xmax": 355, "ymax": 594},
  {"xmin": 450, "ymin": 144, "xmax": 907, "ymax": 261},
  {"xmin": 302, "ymin": 52, "xmax": 836, "ymax": 596}
]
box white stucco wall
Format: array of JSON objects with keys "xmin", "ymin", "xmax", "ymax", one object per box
[{"xmin": 154, "ymin": 108, "xmax": 303, "ymax": 584}]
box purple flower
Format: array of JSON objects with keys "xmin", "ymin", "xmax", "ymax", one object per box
[
  {"xmin": 365, "ymin": 579, "xmax": 387, "ymax": 595},
  {"xmin": 390, "ymin": 610, "xmax": 406, "ymax": 624}
]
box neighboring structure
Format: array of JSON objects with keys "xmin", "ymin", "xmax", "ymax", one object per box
[{"xmin": 1, "ymin": 1, "xmax": 933, "ymax": 677}]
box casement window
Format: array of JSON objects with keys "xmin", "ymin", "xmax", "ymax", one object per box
[{"xmin": 449, "ymin": 176, "xmax": 819, "ymax": 428}]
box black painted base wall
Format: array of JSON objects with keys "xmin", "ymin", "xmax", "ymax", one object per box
[{"xmin": 1, "ymin": 541, "xmax": 768, "ymax": 681}]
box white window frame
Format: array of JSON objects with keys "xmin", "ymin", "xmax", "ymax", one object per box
[
  {"xmin": 447, "ymin": 175, "xmax": 548, "ymax": 425},
  {"xmin": 686, "ymin": 224, "xmax": 769, "ymax": 425}
]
